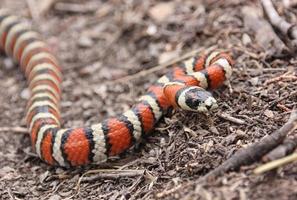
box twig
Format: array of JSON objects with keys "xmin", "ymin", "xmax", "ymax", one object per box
[
  {"xmin": 254, "ymin": 152, "xmax": 297, "ymax": 174},
  {"xmin": 106, "ymin": 47, "xmax": 208, "ymax": 84},
  {"xmin": 81, "ymin": 170, "xmax": 144, "ymax": 182},
  {"xmin": 261, "ymin": 0, "xmax": 297, "ymax": 51},
  {"xmin": 6, "ymin": 188, "xmax": 15, "ymax": 200},
  {"xmin": 75, "ymin": 169, "xmax": 144, "ymax": 196},
  {"xmin": 217, "ymin": 113, "xmax": 246, "ymax": 125},
  {"xmin": 263, "ymin": 136, "xmax": 297, "ymax": 161},
  {"xmin": 202, "ymin": 110, "xmax": 297, "ymax": 180},
  {"xmin": 277, "ymin": 103, "xmax": 291, "ymax": 112},
  {"xmin": 0, "ymin": 126, "xmax": 28, "ymax": 134},
  {"xmin": 265, "ymin": 73, "xmax": 297, "ymax": 85},
  {"xmin": 76, "ymin": 169, "xmax": 144, "ymax": 189}
]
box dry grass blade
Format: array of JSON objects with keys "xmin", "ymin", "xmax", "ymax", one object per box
[{"xmin": 254, "ymin": 152, "xmax": 297, "ymax": 174}]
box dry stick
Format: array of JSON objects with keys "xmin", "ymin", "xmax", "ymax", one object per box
[
  {"xmin": 202, "ymin": 110, "xmax": 297, "ymax": 180},
  {"xmin": 0, "ymin": 126, "xmax": 28, "ymax": 133},
  {"xmin": 217, "ymin": 113, "xmax": 246, "ymax": 125},
  {"xmin": 262, "ymin": 135, "xmax": 297, "ymax": 162},
  {"xmin": 261, "ymin": 0, "xmax": 297, "ymax": 51},
  {"xmin": 80, "ymin": 170, "xmax": 144, "ymax": 182}
]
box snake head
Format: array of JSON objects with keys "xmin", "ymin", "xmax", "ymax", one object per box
[{"xmin": 177, "ymin": 86, "xmax": 218, "ymax": 113}]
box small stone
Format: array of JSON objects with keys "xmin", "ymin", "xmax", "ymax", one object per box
[
  {"xmin": 93, "ymin": 85, "xmax": 107, "ymax": 98},
  {"xmin": 3, "ymin": 58, "xmax": 14, "ymax": 69},
  {"xmin": 77, "ymin": 36, "xmax": 94, "ymax": 48},
  {"xmin": 147, "ymin": 24, "xmax": 157, "ymax": 35},
  {"xmin": 249, "ymin": 77, "xmax": 259, "ymax": 86},
  {"xmin": 20, "ymin": 88, "xmax": 31, "ymax": 100},
  {"xmin": 242, "ymin": 33, "xmax": 252, "ymax": 45}
]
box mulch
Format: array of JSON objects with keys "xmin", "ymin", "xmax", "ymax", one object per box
[{"xmin": 0, "ymin": 0, "xmax": 297, "ymax": 199}]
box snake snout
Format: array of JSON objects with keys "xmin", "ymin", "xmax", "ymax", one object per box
[
  {"xmin": 204, "ymin": 96, "xmax": 218, "ymax": 111},
  {"xmin": 182, "ymin": 86, "xmax": 217, "ymax": 113}
]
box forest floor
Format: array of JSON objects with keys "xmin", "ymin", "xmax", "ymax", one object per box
[{"xmin": 0, "ymin": 0, "xmax": 297, "ymax": 199}]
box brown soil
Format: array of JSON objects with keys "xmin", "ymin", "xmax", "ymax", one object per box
[{"xmin": 0, "ymin": 0, "xmax": 297, "ymax": 199}]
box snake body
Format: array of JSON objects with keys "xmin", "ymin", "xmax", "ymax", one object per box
[{"xmin": 0, "ymin": 10, "xmax": 234, "ymax": 167}]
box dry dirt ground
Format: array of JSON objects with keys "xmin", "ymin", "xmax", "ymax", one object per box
[{"xmin": 0, "ymin": 0, "xmax": 297, "ymax": 199}]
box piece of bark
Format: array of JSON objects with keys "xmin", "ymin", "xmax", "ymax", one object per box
[
  {"xmin": 263, "ymin": 136, "xmax": 297, "ymax": 162},
  {"xmin": 242, "ymin": 6, "xmax": 288, "ymax": 55}
]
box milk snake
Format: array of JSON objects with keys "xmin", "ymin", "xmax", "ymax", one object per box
[{"xmin": 0, "ymin": 10, "xmax": 234, "ymax": 167}]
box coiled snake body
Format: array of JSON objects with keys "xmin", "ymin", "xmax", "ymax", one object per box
[{"xmin": 0, "ymin": 10, "xmax": 234, "ymax": 167}]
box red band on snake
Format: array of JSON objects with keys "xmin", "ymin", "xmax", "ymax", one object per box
[{"xmin": 0, "ymin": 10, "xmax": 234, "ymax": 167}]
